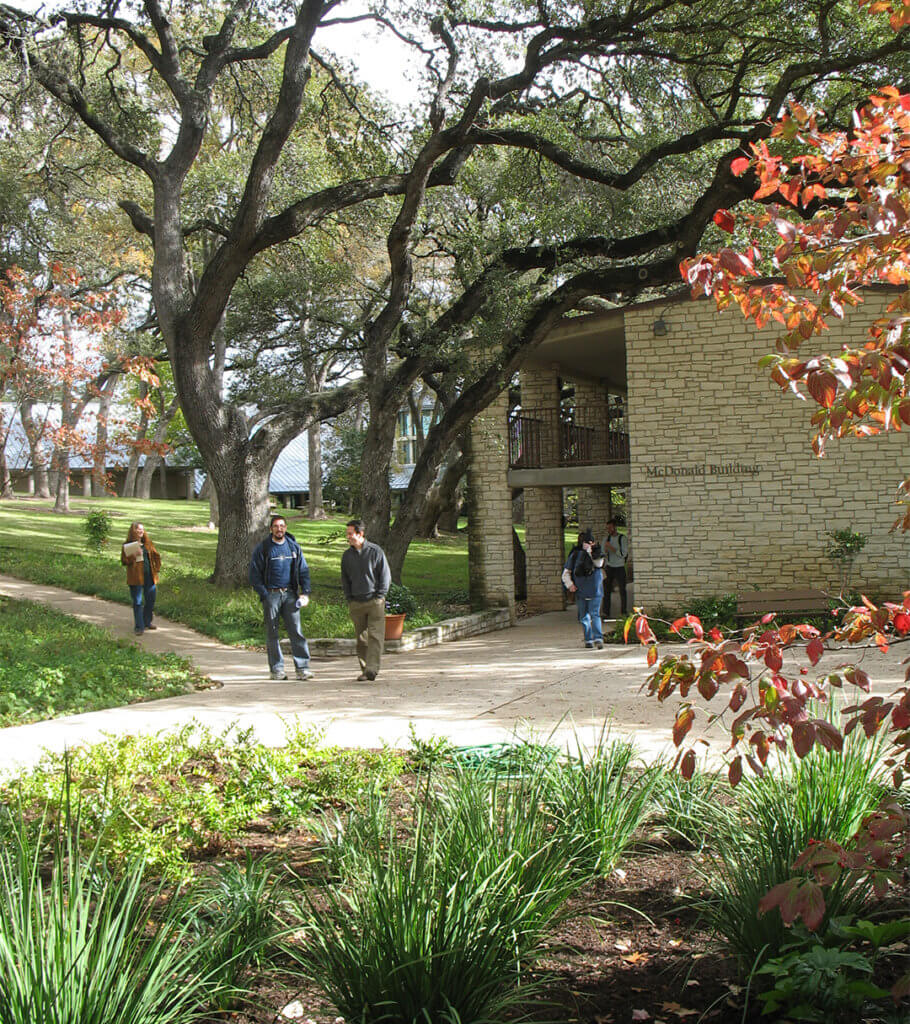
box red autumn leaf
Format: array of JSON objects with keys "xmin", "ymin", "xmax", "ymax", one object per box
[
  {"xmin": 728, "ymin": 755, "xmax": 743, "ymax": 787},
  {"xmin": 779, "ymin": 178, "xmax": 801, "ymax": 206},
  {"xmin": 636, "ymin": 615, "xmax": 656, "ymax": 645},
  {"xmin": 758, "ymin": 878, "xmax": 801, "ymax": 923},
  {"xmin": 894, "ymin": 611, "xmax": 910, "ymax": 634},
  {"xmin": 814, "ymin": 719, "xmax": 844, "ymax": 752},
  {"xmin": 713, "ymin": 209, "xmax": 736, "ymax": 233},
  {"xmin": 806, "ymin": 637, "xmax": 825, "ymax": 665},
  {"xmin": 764, "ymin": 646, "xmax": 783, "ymax": 672},
  {"xmin": 796, "ymin": 881, "xmax": 826, "ymax": 931},
  {"xmin": 718, "ymin": 248, "xmax": 755, "ymax": 276},
  {"xmin": 731, "ymin": 156, "xmax": 751, "ymax": 176},
  {"xmin": 792, "ymin": 719, "xmax": 817, "ymax": 758},
  {"xmin": 728, "ymin": 682, "xmax": 748, "ymax": 712},
  {"xmin": 680, "ymin": 748, "xmax": 696, "ymax": 780},
  {"xmin": 806, "ymin": 369, "xmax": 838, "ymax": 407},
  {"xmin": 673, "ymin": 706, "xmax": 695, "ymax": 746}
]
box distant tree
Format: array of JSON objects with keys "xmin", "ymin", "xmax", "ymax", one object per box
[
  {"xmin": 0, "ymin": 264, "xmax": 126, "ymax": 508},
  {"xmin": 323, "ymin": 415, "xmax": 366, "ymax": 516}
]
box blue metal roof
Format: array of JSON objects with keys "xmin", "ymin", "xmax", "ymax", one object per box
[{"xmin": 268, "ymin": 433, "xmax": 310, "ymax": 492}]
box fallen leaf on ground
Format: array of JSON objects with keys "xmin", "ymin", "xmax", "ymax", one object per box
[
  {"xmin": 661, "ymin": 1003, "xmax": 698, "ymax": 1018},
  {"xmin": 623, "ymin": 951, "xmax": 650, "ymax": 964}
]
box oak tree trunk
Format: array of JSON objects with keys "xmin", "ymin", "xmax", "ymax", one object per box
[
  {"xmin": 0, "ymin": 448, "xmax": 13, "ymax": 499},
  {"xmin": 20, "ymin": 401, "xmax": 51, "ymax": 498},
  {"xmin": 307, "ymin": 423, "xmax": 326, "ymax": 518}
]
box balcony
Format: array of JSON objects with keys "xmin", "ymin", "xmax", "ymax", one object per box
[{"xmin": 508, "ymin": 405, "xmax": 630, "ymax": 470}]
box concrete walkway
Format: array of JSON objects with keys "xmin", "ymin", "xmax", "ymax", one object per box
[{"xmin": 0, "ymin": 574, "xmax": 902, "ymax": 777}]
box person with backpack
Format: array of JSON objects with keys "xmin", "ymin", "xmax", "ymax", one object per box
[
  {"xmin": 562, "ymin": 528, "xmax": 605, "ymax": 649},
  {"xmin": 601, "ymin": 518, "xmax": 629, "ymax": 619}
]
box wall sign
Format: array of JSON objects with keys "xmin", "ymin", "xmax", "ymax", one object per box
[{"xmin": 645, "ymin": 462, "xmax": 761, "ymax": 478}]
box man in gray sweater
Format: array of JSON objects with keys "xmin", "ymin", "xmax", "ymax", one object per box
[{"xmin": 341, "ymin": 519, "xmax": 392, "ymax": 681}]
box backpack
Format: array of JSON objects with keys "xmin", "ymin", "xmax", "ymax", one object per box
[{"xmin": 572, "ymin": 548, "xmax": 596, "ymax": 577}]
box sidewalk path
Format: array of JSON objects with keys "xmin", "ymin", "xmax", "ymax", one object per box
[{"xmin": 0, "ymin": 575, "xmax": 902, "ymax": 777}]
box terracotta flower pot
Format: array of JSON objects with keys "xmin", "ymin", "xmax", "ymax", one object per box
[{"xmin": 384, "ymin": 612, "xmax": 406, "ymax": 640}]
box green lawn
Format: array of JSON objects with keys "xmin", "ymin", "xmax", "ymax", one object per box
[
  {"xmin": 0, "ymin": 497, "xmax": 469, "ymax": 644},
  {"xmin": 0, "ymin": 595, "xmax": 212, "ymax": 726}
]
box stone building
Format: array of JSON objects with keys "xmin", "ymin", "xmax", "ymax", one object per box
[{"xmin": 467, "ymin": 289, "xmax": 909, "ymax": 617}]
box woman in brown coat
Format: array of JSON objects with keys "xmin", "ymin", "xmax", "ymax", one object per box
[{"xmin": 121, "ymin": 521, "xmax": 162, "ymax": 635}]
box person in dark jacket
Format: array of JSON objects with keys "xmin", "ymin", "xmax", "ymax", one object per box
[
  {"xmin": 562, "ymin": 528, "xmax": 605, "ymax": 649},
  {"xmin": 121, "ymin": 521, "xmax": 161, "ymax": 636},
  {"xmin": 248, "ymin": 514, "xmax": 313, "ymax": 681},
  {"xmin": 341, "ymin": 519, "xmax": 391, "ymax": 681}
]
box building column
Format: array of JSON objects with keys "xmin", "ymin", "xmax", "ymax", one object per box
[
  {"xmin": 524, "ymin": 486, "xmax": 566, "ymax": 613},
  {"xmin": 467, "ymin": 388, "xmax": 515, "ymax": 619},
  {"xmin": 26, "ymin": 473, "xmax": 34, "ymax": 496},
  {"xmin": 519, "ymin": 364, "xmax": 565, "ymax": 613},
  {"xmin": 577, "ymin": 485, "xmax": 613, "ymax": 539},
  {"xmin": 184, "ymin": 470, "xmax": 195, "ymax": 500},
  {"xmin": 81, "ymin": 472, "xmax": 91, "ymax": 497}
]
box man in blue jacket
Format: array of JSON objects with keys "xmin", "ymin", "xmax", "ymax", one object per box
[{"xmin": 248, "ymin": 514, "xmax": 314, "ymax": 681}]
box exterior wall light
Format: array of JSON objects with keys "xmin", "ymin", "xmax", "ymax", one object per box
[{"xmin": 652, "ymin": 317, "xmax": 668, "ymax": 337}]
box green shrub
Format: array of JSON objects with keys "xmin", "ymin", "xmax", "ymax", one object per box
[
  {"xmin": 0, "ymin": 724, "xmax": 404, "ymax": 878},
  {"xmin": 384, "ymin": 581, "xmax": 419, "ymax": 615},
  {"xmin": 756, "ymin": 930, "xmax": 896, "ymax": 1022},
  {"xmin": 82, "ymin": 507, "xmax": 114, "ymax": 552}
]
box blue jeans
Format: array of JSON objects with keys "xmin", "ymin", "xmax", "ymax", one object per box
[
  {"xmin": 128, "ymin": 582, "xmax": 156, "ymax": 630},
  {"xmin": 576, "ymin": 594, "xmax": 603, "ymax": 645},
  {"xmin": 262, "ymin": 590, "xmax": 310, "ymax": 674}
]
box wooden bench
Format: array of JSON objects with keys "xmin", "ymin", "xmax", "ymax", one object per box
[{"xmin": 736, "ymin": 588, "xmax": 829, "ymax": 623}]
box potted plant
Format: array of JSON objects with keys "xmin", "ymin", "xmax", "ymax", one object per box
[{"xmin": 384, "ymin": 582, "xmax": 418, "ymax": 640}]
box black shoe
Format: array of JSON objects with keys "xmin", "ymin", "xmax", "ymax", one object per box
[
  {"xmin": 595, "ymin": 641, "xmax": 604, "ymax": 649},
  {"xmin": 365, "ymin": 671, "xmax": 377, "ymax": 680},
  {"xmin": 134, "ymin": 628, "xmax": 144, "ymax": 635},
  {"xmin": 145, "ymin": 624, "xmax": 157, "ymax": 630},
  {"xmin": 585, "ymin": 642, "xmax": 594, "ymax": 649}
]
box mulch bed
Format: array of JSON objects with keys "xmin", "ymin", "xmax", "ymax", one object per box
[{"xmin": 200, "ymin": 831, "xmax": 770, "ymax": 1024}]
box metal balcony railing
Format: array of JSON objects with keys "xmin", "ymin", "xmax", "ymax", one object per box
[{"xmin": 508, "ymin": 405, "xmax": 629, "ymax": 469}]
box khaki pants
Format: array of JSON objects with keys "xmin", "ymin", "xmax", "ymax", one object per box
[{"xmin": 348, "ymin": 597, "xmax": 386, "ymax": 675}]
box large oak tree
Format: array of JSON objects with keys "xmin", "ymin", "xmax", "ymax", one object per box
[{"xmin": 3, "ymin": 0, "xmax": 909, "ymax": 583}]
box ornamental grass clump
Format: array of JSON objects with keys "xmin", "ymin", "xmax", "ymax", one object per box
[
  {"xmin": 181, "ymin": 852, "xmax": 291, "ymax": 1008},
  {"xmin": 300, "ymin": 762, "xmax": 583, "ymax": 1024},
  {"xmin": 0, "ymin": 810, "xmax": 221, "ymax": 1024},
  {"xmin": 651, "ymin": 761, "xmax": 730, "ymax": 849},
  {"xmin": 702, "ymin": 719, "xmax": 892, "ymax": 969},
  {"xmin": 545, "ymin": 733, "xmax": 662, "ymax": 876}
]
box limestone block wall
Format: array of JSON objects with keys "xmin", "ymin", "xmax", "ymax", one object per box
[
  {"xmin": 467, "ymin": 389, "xmax": 516, "ymax": 618},
  {"xmin": 625, "ymin": 294, "xmax": 910, "ymax": 608}
]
